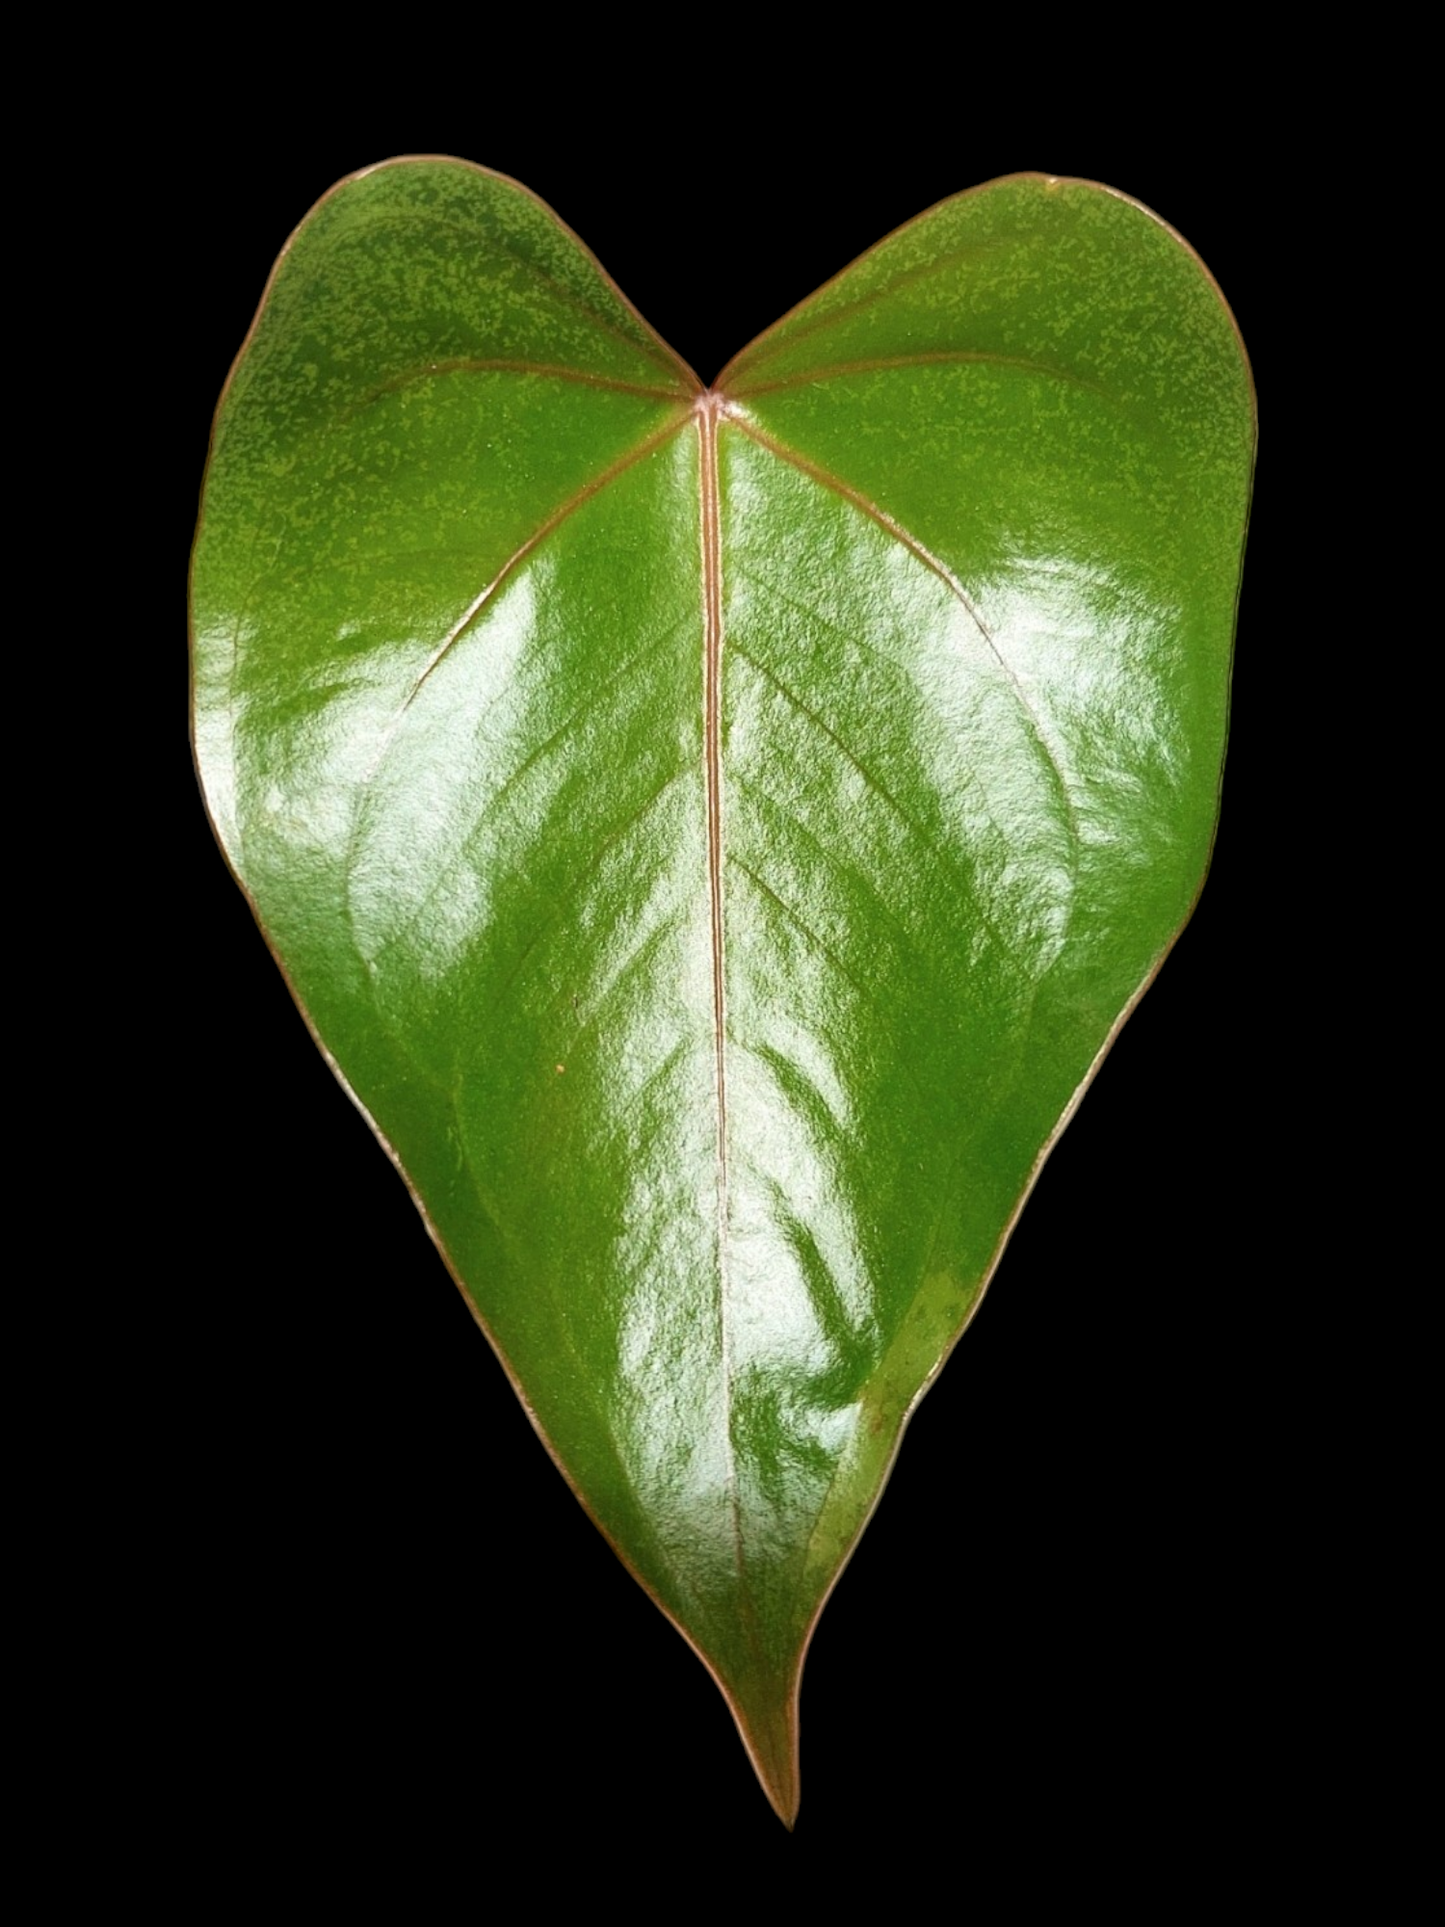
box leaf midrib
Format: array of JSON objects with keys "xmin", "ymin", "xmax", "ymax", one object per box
[{"xmin": 696, "ymin": 392, "xmax": 743, "ymax": 1599}]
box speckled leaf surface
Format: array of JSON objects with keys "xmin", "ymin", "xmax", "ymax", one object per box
[{"xmin": 190, "ymin": 159, "xmax": 1254, "ymax": 1823}]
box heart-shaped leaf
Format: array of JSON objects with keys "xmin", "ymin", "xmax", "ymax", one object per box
[{"xmin": 191, "ymin": 159, "xmax": 1253, "ymax": 1824}]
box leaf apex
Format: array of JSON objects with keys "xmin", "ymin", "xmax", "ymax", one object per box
[{"xmin": 722, "ymin": 1684, "xmax": 801, "ymax": 1830}]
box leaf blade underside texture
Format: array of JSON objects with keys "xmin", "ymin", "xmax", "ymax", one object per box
[{"xmin": 191, "ymin": 160, "xmax": 1254, "ymax": 1823}]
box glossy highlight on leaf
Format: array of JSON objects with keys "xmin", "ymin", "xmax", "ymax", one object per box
[{"xmin": 190, "ymin": 159, "xmax": 1254, "ymax": 1825}]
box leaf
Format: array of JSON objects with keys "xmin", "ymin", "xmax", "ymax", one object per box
[{"xmin": 190, "ymin": 159, "xmax": 1254, "ymax": 1825}]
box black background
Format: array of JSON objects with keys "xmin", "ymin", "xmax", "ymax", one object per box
[{"xmin": 173, "ymin": 111, "xmax": 1283, "ymax": 1867}]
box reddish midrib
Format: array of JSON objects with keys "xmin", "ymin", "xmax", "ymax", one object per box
[
  {"xmin": 699, "ymin": 395, "xmax": 727, "ymax": 1181},
  {"xmin": 699, "ymin": 391, "xmax": 754, "ymax": 1617}
]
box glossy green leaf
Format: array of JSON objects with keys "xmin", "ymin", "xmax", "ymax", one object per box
[{"xmin": 191, "ymin": 159, "xmax": 1253, "ymax": 1824}]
